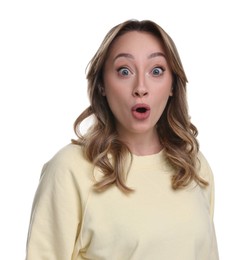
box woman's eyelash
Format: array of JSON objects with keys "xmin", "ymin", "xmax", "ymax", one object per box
[
  {"xmin": 151, "ymin": 66, "xmax": 165, "ymax": 76},
  {"xmin": 117, "ymin": 67, "xmax": 131, "ymax": 76}
]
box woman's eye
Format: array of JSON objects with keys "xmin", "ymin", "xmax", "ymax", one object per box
[
  {"xmin": 151, "ymin": 67, "xmax": 164, "ymax": 76},
  {"xmin": 117, "ymin": 67, "xmax": 131, "ymax": 77}
]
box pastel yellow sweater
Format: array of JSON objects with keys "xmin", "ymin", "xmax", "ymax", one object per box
[{"xmin": 26, "ymin": 144, "xmax": 219, "ymax": 259}]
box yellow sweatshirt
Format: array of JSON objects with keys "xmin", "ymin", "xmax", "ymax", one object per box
[{"xmin": 26, "ymin": 144, "xmax": 219, "ymax": 259}]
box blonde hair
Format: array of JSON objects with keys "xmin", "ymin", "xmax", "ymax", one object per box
[{"xmin": 72, "ymin": 19, "xmax": 208, "ymax": 192}]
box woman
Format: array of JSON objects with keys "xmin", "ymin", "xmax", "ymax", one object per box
[{"xmin": 26, "ymin": 19, "xmax": 219, "ymax": 259}]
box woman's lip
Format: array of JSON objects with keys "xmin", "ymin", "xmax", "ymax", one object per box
[
  {"xmin": 131, "ymin": 103, "xmax": 151, "ymax": 120},
  {"xmin": 131, "ymin": 103, "xmax": 151, "ymax": 111}
]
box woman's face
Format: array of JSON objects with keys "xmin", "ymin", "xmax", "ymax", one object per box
[{"xmin": 103, "ymin": 31, "xmax": 173, "ymax": 140}]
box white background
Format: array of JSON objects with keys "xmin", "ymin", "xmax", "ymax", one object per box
[{"xmin": 0, "ymin": 0, "xmax": 248, "ymax": 259}]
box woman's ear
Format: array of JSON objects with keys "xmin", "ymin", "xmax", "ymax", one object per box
[
  {"xmin": 101, "ymin": 87, "xmax": 106, "ymax": 96},
  {"xmin": 99, "ymin": 84, "xmax": 106, "ymax": 96},
  {"xmin": 169, "ymin": 86, "xmax": 173, "ymax": 96}
]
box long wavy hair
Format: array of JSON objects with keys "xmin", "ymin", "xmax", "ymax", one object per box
[{"xmin": 72, "ymin": 19, "xmax": 208, "ymax": 192}]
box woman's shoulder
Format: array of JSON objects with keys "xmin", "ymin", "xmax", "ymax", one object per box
[
  {"xmin": 41, "ymin": 143, "xmax": 93, "ymax": 182},
  {"xmin": 49, "ymin": 143, "xmax": 85, "ymax": 164}
]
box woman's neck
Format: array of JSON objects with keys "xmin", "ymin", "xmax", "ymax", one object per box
[{"xmin": 118, "ymin": 129, "xmax": 163, "ymax": 156}]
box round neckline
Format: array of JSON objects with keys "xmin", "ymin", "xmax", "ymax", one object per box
[
  {"xmin": 129, "ymin": 148, "xmax": 173, "ymax": 172},
  {"xmin": 132, "ymin": 148, "xmax": 164, "ymax": 158}
]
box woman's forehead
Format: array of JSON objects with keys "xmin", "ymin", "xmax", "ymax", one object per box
[{"xmin": 107, "ymin": 31, "xmax": 165, "ymax": 58}]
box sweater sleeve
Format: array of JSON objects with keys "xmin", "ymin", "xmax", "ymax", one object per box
[
  {"xmin": 198, "ymin": 151, "xmax": 216, "ymax": 219},
  {"xmin": 26, "ymin": 148, "xmax": 84, "ymax": 260},
  {"xmin": 198, "ymin": 152, "xmax": 219, "ymax": 259}
]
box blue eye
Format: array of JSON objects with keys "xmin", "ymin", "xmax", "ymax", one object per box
[
  {"xmin": 152, "ymin": 67, "xmax": 164, "ymax": 76},
  {"xmin": 118, "ymin": 67, "xmax": 131, "ymax": 76}
]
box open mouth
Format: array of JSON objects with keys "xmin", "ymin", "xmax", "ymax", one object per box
[
  {"xmin": 131, "ymin": 104, "xmax": 151, "ymax": 120},
  {"xmin": 132, "ymin": 104, "xmax": 150, "ymax": 112},
  {"xmin": 136, "ymin": 107, "xmax": 148, "ymax": 113}
]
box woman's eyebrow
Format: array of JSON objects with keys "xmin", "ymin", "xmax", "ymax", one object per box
[
  {"xmin": 148, "ymin": 52, "xmax": 166, "ymax": 59},
  {"xmin": 113, "ymin": 53, "xmax": 134, "ymax": 61}
]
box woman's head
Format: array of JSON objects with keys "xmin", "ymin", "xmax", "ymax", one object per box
[{"xmin": 86, "ymin": 19, "xmax": 189, "ymax": 141}]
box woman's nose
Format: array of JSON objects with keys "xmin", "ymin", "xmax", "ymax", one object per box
[
  {"xmin": 133, "ymin": 88, "xmax": 148, "ymax": 97},
  {"xmin": 132, "ymin": 75, "xmax": 148, "ymax": 97}
]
